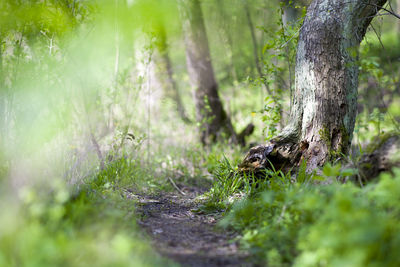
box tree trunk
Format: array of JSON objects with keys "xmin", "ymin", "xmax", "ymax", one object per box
[
  {"xmin": 214, "ymin": 0, "xmax": 237, "ymax": 82},
  {"xmin": 178, "ymin": 0, "xmax": 237, "ymax": 145},
  {"xmin": 240, "ymin": 0, "xmax": 387, "ymax": 173},
  {"xmin": 397, "ymin": 0, "xmax": 400, "ymax": 33},
  {"xmin": 244, "ymin": 0, "xmax": 272, "ymax": 96},
  {"xmin": 0, "ymin": 35, "xmax": 5, "ymax": 141},
  {"xmin": 153, "ymin": 24, "xmax": 191, "ymax": 123},
  {"xmin": 281, "ymin": 0, "xmax": 301, "ymax": 27}
]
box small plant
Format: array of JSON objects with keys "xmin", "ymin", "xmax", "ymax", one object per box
[
  {"xmin": 256, "ymin": 4, "xmax": 305, "ymax": 141},
  {"xmin": 261, "ymin": 95, "xmax": 282, "ymax": 140}
]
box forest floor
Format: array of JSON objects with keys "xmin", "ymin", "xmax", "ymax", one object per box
[{"xmin": 127, "ymin": 184, "xmax": 254, "ymax": 267}]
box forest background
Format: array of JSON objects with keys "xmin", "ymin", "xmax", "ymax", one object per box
[{"xmin": 1, "ymin": 0, "xmax": 400, "ymax": 266}]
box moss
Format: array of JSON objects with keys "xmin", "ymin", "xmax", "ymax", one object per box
[
  {"xmin": 319, "ymin": 127, "xmax": 331, "ymax": 147},
  {"xmin": 318, "ymin": 126, "xmax": 336, "ymax": 160},
  {"xmin": 337, "ymin": 125, "xmax": 350, "ymax": 154},
  {"xmin": 318, "ymin": 125, "xmax": 350, "ymax": 161}
]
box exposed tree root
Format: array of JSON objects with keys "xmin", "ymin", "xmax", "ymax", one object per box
[
  {"xmin": 238, "ymin": 130, "xmax": 302, "ymax": 175},
  {"xmin": 239, "ymin": 131, "xmax": 400, "ymax": 184},
  {"xmin": 352, "ymin": 132, "xmax": 400, "ymax": 184}
]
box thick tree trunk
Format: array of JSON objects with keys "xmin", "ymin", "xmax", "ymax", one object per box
[
  {"xmin": 153, "ymin": 25, "xmax": 191, "ymax": 123},
  {"xmin": 240, "ymin": 0, "xmax": 387, "ymax": 173},
  {"xmin": 178, "ymin": 0, "xmax": 237, "ymax": 145}
]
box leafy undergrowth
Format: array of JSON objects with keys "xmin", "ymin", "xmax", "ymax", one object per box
[
  {"xmin": 3, "ymin": 136, "xmax": 400, "ymax": 267},
  {"xmin": 0, "ymin": 157, "xmax": 178, "ymax": 267},
  {"xmin": 202, "ymin": 158, "xmax": 400, "ymax": 267},
  {"xmin": 0, "ymin": 141, "xmax": 235, "ymax": 267}
]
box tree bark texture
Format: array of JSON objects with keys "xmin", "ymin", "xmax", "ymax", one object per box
[
  {"xmin": 240, "ymin": 0, "xmax": 387, "ymax": 173},
  {"xmin": 178, "ymin": 0, "xmax": 237, "ymax": 145}
]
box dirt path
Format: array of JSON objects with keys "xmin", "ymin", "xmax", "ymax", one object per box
[{"xmin": 130, "ymin": 186, "xmax": 253, "ymax": 267}]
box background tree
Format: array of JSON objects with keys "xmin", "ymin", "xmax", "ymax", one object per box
[
  {"xmin": 177, "ymin": 0, "xmax": 238, "ymax": 145},
  {"xmin": 244, "ymin": 0, "xmax": 272, "ymax": 96},
  {"xmin": 152, "ymin": 22, "xmax": 191, "ymax": 123},
  {"xmin": 241, "ymin": 0, "xmax": 387, "ymax": 172},
  {"xmin": 397, "ymin": 0, "xmax": 400, "ymax": 32},
  {"xmin": 281, "ymin": 0, "xmax": 306, "ymax": 26}
]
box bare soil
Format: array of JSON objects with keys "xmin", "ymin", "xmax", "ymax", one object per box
[{"xmin": 129, "ymin": 185, "xmax": 254, "ymax": 267}]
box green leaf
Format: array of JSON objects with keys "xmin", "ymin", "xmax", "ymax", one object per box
[
  {"xmin": 340, "ymin": 168, "xmax": 358, "ymax": 177},
  {"xmin": 322, "ymin": 163, "xmax": 341, "ymax": 177}
]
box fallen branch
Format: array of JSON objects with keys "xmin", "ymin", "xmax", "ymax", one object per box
[{"xmin": 168, "ymin": 177, "xmax": 186, "ymax": 195}]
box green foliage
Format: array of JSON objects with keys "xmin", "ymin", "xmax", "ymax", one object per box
[
  {"xmin": 362, "ymin": 31, "xmax": 400, "ymax": 63},
  {"xmin": 0, "ymin": 157, "xmax": 174, "ymax": 267},
  {"xmin": 214, "ymin": 161, "xmax": 400, "ymax": 266},
  {"xmin": 355, "ymin": 29, "xmax": 400, "ymax": 143},
  {"xmin": 261, "ymin": 95, "xmax": 282, "ymax": 140},
  {"xmin": 203, "ymin": 155, "xmax": 244, "ymax": 209},
  {"xmin": 0, "ymin": 0, "xmax": 91, "ymax": 36},
  {"xmin": 1, "ymin": 0, "xmax": 400, "ymax": 266},
  {"xmin": 256, "ymin": 5, "xmax": 305, "ymax": 141},
  {"xmin": 312, "ymin": 163, "xmax": 358, "ymax": 182},
  {"xmin": 295, "ymin": 170, "xmax": 400, "ymax": 267}
]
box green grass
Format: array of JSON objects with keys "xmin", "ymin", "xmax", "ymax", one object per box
[
  {"xmin": 0, "ymin": 140, "xmax": 235, "ymax": 267},
  {"xmin": 201, "ymin": 154, "xmax": 400, "ymax": 267},
  {"xmin": 0, "ymin": 156, "xmax": 177, "ymax": 267}
]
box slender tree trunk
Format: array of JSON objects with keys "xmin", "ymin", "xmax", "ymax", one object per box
[
  {"xmin": 281, "ymin": 0, "xmax": 301, "ymax": 27},
  {"xmin": 0, "ymin": 35, "xmax": 2, "ymax": 86},
  {"xmin": 178, "ymin": 0, "xmax": 237, "ymax": 145},
  {"xmin": 397, "ymin": 0, "xmax": 400, "ymax": 33},
  {"xmin": 153, "ymin": 25, "xmax": 191, "ymax": 123},
  {"xmin": 240, "ymin": 0, "xmax": 387, "ymax": 173},
  {"xmin": 244, "ymin": 0, "xmax": 273, "ymax": 96},
  {"xmin": 0, "ymin": 34, "xmax": 7, "ymax": 144},
  {"xmin": 215, "ymin": 0, "xmax": 237, "ymax": 82},
  {"xmin": 0, "ymin": 35, "xmax": 4, "ymax": 138},
  {"xmin": 245, "ymin": 1, "xmax": 284, "ymax": 129}
]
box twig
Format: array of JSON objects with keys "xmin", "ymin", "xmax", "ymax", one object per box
[
  {"xmin": 369, "ymin": 23, "xmax": 384, "ymax": 50},
  {"xmin": 168, "ymin": 177, "xmax": 186, "ymax": 195},
  {"xmin": 363, "ymin": 2, "xmax": 400, "ymax": 20},
  {"xmin": 276, "ymin": 205, "xmax": 287, "ymax": 223},
  {"xmin": 279, "ymin": 25, "xmax": 303, "ymax": 49}
]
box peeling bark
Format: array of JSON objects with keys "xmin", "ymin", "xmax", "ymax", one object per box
[{"xmin": 240, "ymin": 0, "xmax": 387, "ymax": 173}]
